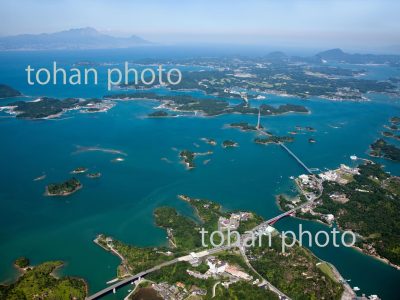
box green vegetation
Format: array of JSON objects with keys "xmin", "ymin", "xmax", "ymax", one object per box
[
  {"xmin": 180, "ymin": 150, "xmax": 196, "ymax": 169},
  {"xmin": 0, "ymin": 261, "xmax": 86, "ymax": 300},
  {"xmin": 112, "ymin": 52, "xmax": 398, "ymax": 100},
  {"xmin": 277, "ymin": 195, "xmax": 295, "ymax": 211},
  {"xmin": 147, "ymin": 262, "xmax": 216, "ymax": 294},
  {"xmin": 370, "ymin": 138, "xmax": 400, "ymax": 161},
  {"xmin": 306, "ymin": 163, "xmax": 400, "ymax": 265},
  {"xmin": 46, "ymin": 177, "xmax": 82, "ymax": 196},
  {"xmin": 154, "ymin": 207, "xmax": 202, "ymax": 251},
  {"xmin": 0, "ymin": 84, "xmax": 21, "ymax": 98},
  {"xmin": 383, "ymin": 177, "xmax": 400, "ymax": 197},
  {"xmin": 254, "ymin": 136, "xmax": 294, "ymax": 144},
  {"xmin": 180, "ymin": 196, "xmax": 227, "ymax": 234},
  {"xmin": 98, "ymin": 195, "xmax": 348, "ymax": 299},
  {"xmin": 222, "ymin": 140, "xmax": 238, "ymax": 148},
  {"xmin": 6, "ymin": 97, "xmax": 102, "ymax": 119},
  {"xmin": 213, "ymin": 281, "xmax": 278, "ymax": 300},
  {"xmin": 148, "ymin": 110, "xmax": 169, "ymax": 117},
  {"xmin": 390, "ymin": 116, "xmax": 400, "ymax": 124},
  {"xmin": 110, "ymin": 239, "xmax": 173, "ymax": 274},
  {"xmin": 14, "ymin": 257, "xmax": 29, "ymax": 268},
  {"xmin": 236, "ymin": 214, "xmax": 264, "ymax": 234},
  {"xmin": 249, "ymin": 235, "xmax": 344, "ymax": 300},
  {"xmin": 316, "ymin": 262, "xmax": 337, "ymax": 282},
  {"xmin": 229, "ymin": 122, "xmax": 259, "ymax": 131},
  {"xmin": 146, "ymin": 257, "xmax": 278, "ymax": 300},
  {"xmin": 382, "ymin": 131, "xmax": 394, "ymax": 137},
  {"xmin": 104, "ymin": 92, "xmax": 308, "ymax": 116}
]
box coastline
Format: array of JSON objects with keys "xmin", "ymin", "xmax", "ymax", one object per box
[
  {"xmin": 276, "ymin": 195, "xmax": 400, "ymax": 271},
  {"xmin": 44, "ymin": 183, "xmax": 82, "ymax": 197}
]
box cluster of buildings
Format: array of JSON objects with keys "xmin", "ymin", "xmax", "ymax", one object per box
[
  {"xmin": 218, "ymin": 212, "xmax": 253, "ymax": 231},
  {"xmin": 186, "ymin": 255, "xmax": 254, "ymax": 282},
  {"xmin": 205, "ymin": 256, "xmax": 253, "ymax": 281},
  {"xmin": 318, "ymin": 164, "xmax": 359, "ymax": 185},
  {"xmin": 296, "ymin": 164, "xmax": 359, "ymax": 203},
  {"xmin": 297, "ymin": 174, "xmax": 322, "ymax": 201},
  {"xmin": 152, "ymin": 255, "xmax": 254, "ymax": 299}
]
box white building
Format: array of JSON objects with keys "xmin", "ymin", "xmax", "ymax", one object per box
[{"xmin": 206, "ymin": 257, "xmax": 227, "ymax": 274}]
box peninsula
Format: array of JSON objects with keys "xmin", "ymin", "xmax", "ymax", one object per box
[{"xmin": 279, "ymin": 162, "xmax": 400, "ymax": 269}]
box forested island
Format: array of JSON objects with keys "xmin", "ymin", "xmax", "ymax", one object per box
[
  {"xmin": 179, "ymin": 150, "xmax": 196, "ymax": 169},
  {"xmin": 14, "ymin": 257, "xmax": 30, "ymax": 269},
  {"xmin": 105, "ymin": 92, "xmax": 308, "ymax": 117},
  {"xmin": 46, "ymin": 177, "xmax": 82, "ymax": 196},
  {"xmin": 0, "ymin": 84, "xmax": 21, "ymax": 98},
  {"xmin": 229, "ymin": 122, "xmax": 260, "ymax": 131},
  {"xmin": 370, "ymin": 139, "xmax": 400, "ymax": 161},
  {"xmin": 0, "ymin": 261, "xmax": 86, "ymax": 299},
  {"xmin": 254, "ymin": 136, "xmax": 294, "ymax": 144},
  {"xmin": 148, "ymin": 110, "xmax": 169, "ymax": 117},
  {"xmin": 1, "ymin": 97, "xmax": 112, "ymax": 119},
  {"xmin": 222, "ymin": 140, "xmax": 238, "ymax": 148}
]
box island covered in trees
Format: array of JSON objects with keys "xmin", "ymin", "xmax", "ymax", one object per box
[
  {"xmin": 105, "ymin": 92, "xmax": 309, "ymax": 117},
  {"xmin": 0, "ymin": 97, "xmax": 114, "ymax": 119},
  {"xmin": 46, "ymin": 177, "xmax": 82, "ymax": 196},
  {"xmin": 0, "ymin": 84, "xmax": 21, "ymax": 98},
  {"xmin": 370, "ymin": 139, "xmax": 400, "ymax": 161}
]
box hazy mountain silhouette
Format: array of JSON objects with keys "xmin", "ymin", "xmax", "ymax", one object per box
[{"xmin": 0, "ymin": 27, "xmax": 151, "ymax": 50}]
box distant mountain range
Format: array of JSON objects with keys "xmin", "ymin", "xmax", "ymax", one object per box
[
  {"xmin": 0, "ymin": 27, "xmax": 151, "ymax": 51},
  {"xmin": 316, "ymin": 48, "xmax": 400, "ymax": 65}
]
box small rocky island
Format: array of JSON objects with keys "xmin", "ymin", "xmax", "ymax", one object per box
[
  {"xmin": 148, "ymin": 110, "xmax": 169, "ymax": 117},
  {"xmin": 45, "ymin": 178, "xmax": 82, "ymax": 196},
  {"xmin": 86, "ymin": 172, "xmax": 101, "ymax": 179},
  {"xmin": 14, "ymin": 257, "xmax": 30, "ymax": 269},
  {"xmin": 0, "ymin": 84, "xmax": 21, "ymax": 98},
  {"xmin": 222, "ymin": 140, "xmax": 239, "ymax": 148},
  {"xmin": 200, "ymin": 137, "xmax": 217, "ymax": 146},
  {"xmin": 179, "ymin": 150, "xmax": 196, "ymax": 169},
  {"xmin": 71, "ymin": 167, "xmax": 88, "ymax": 174}
]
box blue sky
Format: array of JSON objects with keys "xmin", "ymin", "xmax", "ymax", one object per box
[{"xmin": 1, "ymin": 0, "xmax": 399, "ymax": 50}]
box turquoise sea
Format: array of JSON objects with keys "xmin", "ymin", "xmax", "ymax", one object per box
[{"xmin": 0, "ymin": 47, "xmax": 399, "ymax": 299}]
